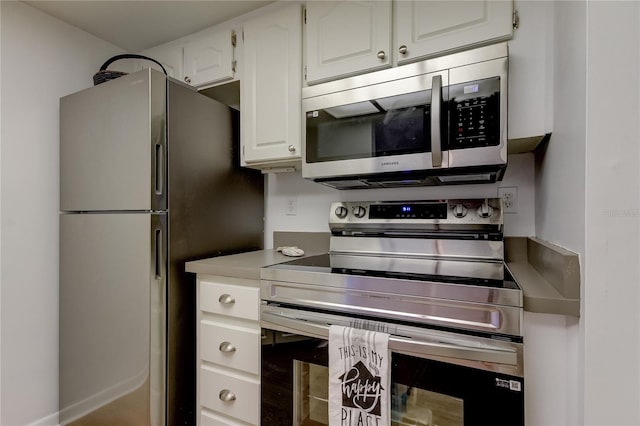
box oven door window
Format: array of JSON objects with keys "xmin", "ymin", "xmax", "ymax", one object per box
[
  {"xmin": 305, "ymin": 89, "xmax": 448, "ymax": 163},
  {"xmin": 262, "ymin": 336, "xmax": 523, "ymax": 426},
  {"xmin": 293, "ymin": 360, "xmax": 464, "ymax": 426}
]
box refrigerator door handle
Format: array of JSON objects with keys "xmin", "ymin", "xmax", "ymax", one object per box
[
  {"xmin": 154, "ymin": 227, "xmax": 163, "ymax": 279},
  {"xmin": 155, "ymin": 143, "xmax": 164, "ymax": 196}
]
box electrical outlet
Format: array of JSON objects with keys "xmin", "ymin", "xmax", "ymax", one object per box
[
  {"xmin": 498, "ymin": 186, "xmax": 518, "ymax": 214},
  {"xmin": 285, "ymin": 197, "xmax": 298, "ymax": 216}
]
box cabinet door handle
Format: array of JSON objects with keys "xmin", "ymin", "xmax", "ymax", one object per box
[
  {"xmin": 219, "ymin": 341, "xmax": 237, "ymax": 353},
  {"xmin": 184, "ymin": 76, "xmax": 192, "ymax": 84},
  {"xmin": 288, "ymin": 145, "xmax": 296, "ymax": 152},
  {"xmin": 399, "ymin": 45, "xmax": 408, "ymax": 55},
  {"xmin": 218, "ymin": 294, "xmax": 235, "ymax": 305},
  {"xmin": 377, "ymin": 50, "xmax": 386, "ymax": 60},
  {"xmin": 219, "ymin": 389, "xmax": 236, "ymax": 402}
]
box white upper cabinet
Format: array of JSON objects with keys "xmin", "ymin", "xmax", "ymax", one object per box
[
  {"xmin": 305, "ymin": 0, "xmax": 514, "ymax": 84},
  {"xmin": 394, "ymin": 0, "xmax": 513, "ymax": 65},
  {"xmin": 241, "ymin": 3, "xmax": 302, "ymax": 168},
  {"xmin": 137, "ymin": 26, "xmax": 238, "ymax": 90},
  {"xmin": 305, "ymin": 1, "xmax": 392, "ymax": 84},
  {"xmin": 183, "ymin": 27, "xmax": 236, "ymax": 88},
  {"xmin": 137, "ymin": 45, "xmax": 184, "ymax": 79},
  {"xmin": 507, "ymin": 0, "xmax": 552, "ymax": 141}
]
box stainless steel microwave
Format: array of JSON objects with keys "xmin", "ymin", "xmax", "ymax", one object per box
[{"xmin": 301, "ymin": 43, "xmax": 508, "ymax": 189}]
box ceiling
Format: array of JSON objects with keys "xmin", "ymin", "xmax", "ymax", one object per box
[{"xmin": 24, "ymin": 0, "xmax": 275, "ymax": 52}]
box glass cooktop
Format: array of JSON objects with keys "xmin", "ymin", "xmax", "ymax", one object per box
[{"xmin": 268, "ymin": 253, "xmax": 519, "ymax": 290}]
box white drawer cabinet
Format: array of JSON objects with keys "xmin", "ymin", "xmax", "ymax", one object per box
[
  {"xmin": 197, "ymin": 275, "xmax": 261, "ymax": 426},
  {"xmin": 200, "ymin": 280, "xmax": 259, "ymax": 321},
  {"xmin": 200, "ymin": 367, "xmax": 260, "ymax": 425},
  {"xmin": 201, "ymin": 320, "xmax": 260, "ymax": 375},
  {"xmin": 201, "ymin": 409, "xmax": 249, "ymax": 426}
]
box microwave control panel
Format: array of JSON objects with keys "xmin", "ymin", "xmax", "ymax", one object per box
[{"xmin": 449, "ymin": 77, "xmax": 501, "ymax": 150}]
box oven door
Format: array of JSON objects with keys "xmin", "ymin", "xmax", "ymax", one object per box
[{"xmin": 261, "ymin": 306, "xmax": 524, "ymax": 426}]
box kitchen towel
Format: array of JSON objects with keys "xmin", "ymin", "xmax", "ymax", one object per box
[{"xmin": 328, "ymin": 325, "xmax": 390, "ymax": 426}]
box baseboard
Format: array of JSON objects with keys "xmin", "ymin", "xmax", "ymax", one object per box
[{"xmin": 28, "ymin": 411, "xmax": 59, "ymax": 426}]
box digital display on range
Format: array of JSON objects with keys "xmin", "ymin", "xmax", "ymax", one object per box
[{"xmin": 369, "ymin": 203, "xmax": 447, "ymax": 219}]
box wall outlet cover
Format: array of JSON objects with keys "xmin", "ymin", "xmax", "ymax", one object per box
[{"xmin": 498, "ymin": 186, "xmax": 518, "ymax": 214}]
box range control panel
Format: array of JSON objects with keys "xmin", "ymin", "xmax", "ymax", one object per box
[
  {"xmin": 369, "ymin": 203, "xmax": 448, "ymax": 220},
  {"xmin": 329, "ymin": 199, "xmax": 503, "ymax": 227}
]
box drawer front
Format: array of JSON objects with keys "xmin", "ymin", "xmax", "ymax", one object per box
[
  {"xmin": 200, "ymin": 281, "xmax": 259, "ymax": 320},
  {"xmin": 200, "ymin": 368, "xmax": 259, "ymax": 425},
  {"xmin": 201, "ymin": 321, "xmax": 260, "ymax": 374},
  {"xmin": 200, "ymin": 409, "xmax": 249, "ymax": 426}
]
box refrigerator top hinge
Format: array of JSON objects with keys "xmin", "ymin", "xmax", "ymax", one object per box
[
  {"xmin": 231, "ymin": 30, "xmax": 237, "ymax": 47},
  {"xmin": 512, "ymin": 9, "xmax": 520, "ymax": 30}
]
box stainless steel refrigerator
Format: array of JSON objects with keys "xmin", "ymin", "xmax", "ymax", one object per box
[{"xmin": 59, "ymin": 69, "xmax": 264, "ymax": 425}]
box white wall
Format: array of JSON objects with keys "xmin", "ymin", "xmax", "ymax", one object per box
[
  {"xmin": 532, "ymin": 2, "xmax": 640, "ymax": 426},
  {"xmin": 0, "ymin": 3, "xmax": 3, "ymax": 423},
  {"xmin": 0, "ymin": 2, "xmax": 124, "ymax": 424},
  {"xmin": 584, "ymin": 2, "xmax": 640, "ymax": 424},
  {"xmin": 530, "ymin": 1, "xmax": 586, "ymax": 425}
]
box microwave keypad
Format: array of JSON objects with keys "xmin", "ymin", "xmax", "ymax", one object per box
[{"xmin": 449, "ymin": 78, "xmax": 501, "ymax": 150}]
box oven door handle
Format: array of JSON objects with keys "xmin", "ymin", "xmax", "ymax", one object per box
[{"xmin": 262, "ymin": 310, "xmax": 518, "ymax": 366}]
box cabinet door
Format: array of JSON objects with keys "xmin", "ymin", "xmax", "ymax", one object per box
[
  {"xmin": 184, "ymin": 28, "xmax": 235, "ymax": 88},
  {"xmin": 137, "ymin": 44, "xmax": 184, "ymax": 80},
  {"xmin": 305, "ymin": 0, "xmax": 392, "ymax": 84},
  {"xmin": 241, "ymin": 3, "xmax": 302, "ymax": 166},
  {"xmin": 395, "ymin": 0, "xmax": 513, "ymax": 64}
]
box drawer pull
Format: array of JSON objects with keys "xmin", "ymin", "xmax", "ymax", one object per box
[
  {"xmin": 219, "ymin": 389, "xmax": 236, "ymax": 402},
  {"xmin": 218, "ymin": 294, "xmax": 236, "ymax": 305},
  {"xmin": 219, "ymin": 341, "xmax": 237, "ymax": 353}
]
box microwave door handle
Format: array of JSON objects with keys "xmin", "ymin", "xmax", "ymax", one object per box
[
  {"xmin": 261, "ymin": 310, "xmax": 517, "ymax": 366},
  {"xmin": 431, "ymin": 74, "xmax": 443, "ymax": 168}
]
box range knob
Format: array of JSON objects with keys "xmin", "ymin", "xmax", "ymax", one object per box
[
  {"xmin": 477, "ymin": 203, "xmax": 494, "ymax": 218},
  {"xmin": 453, "ymin": 204, "xmax": 467, "ymax": 218},
  {"xmin": 334, "ymin": 206, "xmax": 348, "ymax": 219},
  {"xmin": 352, "ymin": 205, "xmax": 367, "ymax": 218}
]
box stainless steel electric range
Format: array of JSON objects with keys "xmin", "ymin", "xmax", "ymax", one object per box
[{"xmin": 260, "ymin": 199, "xmax": 524, "ymax": 426}]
